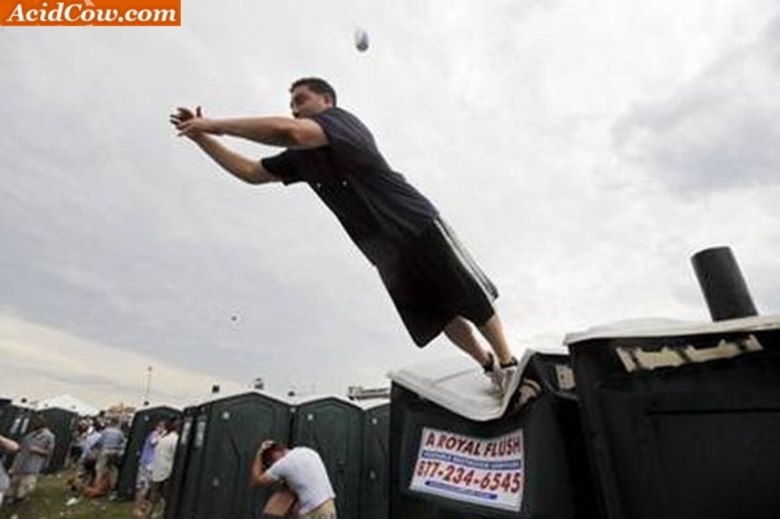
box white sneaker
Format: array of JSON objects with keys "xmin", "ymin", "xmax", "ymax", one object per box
[
  {"xmin": 498, "ymin": 362, "xmax": 519, "ymax": 395},
  {"xmin": 518, "ymin": 378, "xmax": 542, "ymax": 405},
  {"xmin": 484, "ymin": 355, "xmax": 520, "ymax": 395},
  {"xmin": 483, "ymin": 353, "xmax": 503, "ymax": 393}
]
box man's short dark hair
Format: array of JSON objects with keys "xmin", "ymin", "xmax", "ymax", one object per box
[
  {"xmin": 260, "ymin": 441, "xmax": 286, "ymax": 469},
  {"xmin": 290, "ymin": 77, "xmax": 337, "ymax": 106},
  {"xmin": 30, "ymin": 413, "xmax": 47, "ymax": 431},
  {"xmin": 165, "ymin": 418, "xmax": 180, "ymax": 432}
]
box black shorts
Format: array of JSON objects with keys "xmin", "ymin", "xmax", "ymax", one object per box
[{"xmin": 378, "ymin": 218, "xmax": 498, "ymax": 346}]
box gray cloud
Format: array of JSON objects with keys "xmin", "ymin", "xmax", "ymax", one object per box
[{"xmin": 613, "ymin": 11, "xmax": 780, "ymax": 193}]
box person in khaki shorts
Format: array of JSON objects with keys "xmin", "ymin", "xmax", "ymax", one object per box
[{"xmin": 251, "ymin": 440, "xmax": 336, "ymax": 519}]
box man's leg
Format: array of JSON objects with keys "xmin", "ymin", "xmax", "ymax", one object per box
[
  {"xmin": 145, "ymin": 482, "xmax": 161, "ymax": 519},
  {"xmin": 477, "ymin": 313, "xmax": 515, "ymax": 366},
  {"xmin": 444, "ymin": 314, "xmax": 519, "ymax": 393},
  {"xmin": 443, "ymin": 316, "xmax": 492, "ymax": 367}
]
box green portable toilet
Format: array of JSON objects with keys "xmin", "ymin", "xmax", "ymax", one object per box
[
  {"xmin": 388, "ymin": 352, "xmax": 596, "ymax": 519},
  {"xmin": 2, "ymin": 406, "xmax": 34, "ymax": 441},
  {"xmin": 0, "ymin": 403, "xmax": 20, "ymax": 469},
  {"xmin": 116, "ymin": 405, "xmax": 180, "ymax": 500},
  {"xmin": 0, "ymin": 401, "xmax": 15, "ymax": 436},
  {"xmin": 565, "ymin": 316, "xmax": 780, "ymax": 519},
  {"xmin": 172, "ymin": 391, "xmax": 293, "ymax": 519},
  {"xmin": 1, "ymin": 406, "xmax": 35, "ymax": 470},
  {"xmin": 38, "ymin": 407, "xmax": 79, "ymax": 474},
  {"xmin": 292, "ymin": 396, "xmax": 363, "ymax": 519},
  {"xmin": 360, "ymin": 402, "xmax": 390, "ymax": 519}
]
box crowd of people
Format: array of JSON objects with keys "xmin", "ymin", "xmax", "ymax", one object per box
[
  {"xmin": 69, "ymin": 416, "xmax": 128, "ymax": 499},
  {"xmin": 66, "ymin": 414, "xmax": 180, "ymax": 517},
  {"xmin": 0, "ymin": 410, "xmax": 184, "ymax": 517}
]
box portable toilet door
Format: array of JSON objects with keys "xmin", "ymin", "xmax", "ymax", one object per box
[
  {"xmin": 0, "ymin": 402, "xmax": 16, "ymax": 436},
  {"xmin": 4, "ymin": 406, "xmax": 34, "ymax": 442},
  {"xmin": 116, "ymin": 406, "xmax": 180, "ymax": 500},
  {"xmin": 38, "ymin": 407, "xmax": 78, "ymax": 474},
  {"xmin": 176, "ymin": 392, "xmax": 293, "ymax": 519},
  {"xmin": 292, "ymin": 396, "xmax": 364, "ymax": 519},
  {"xmin": 360, "ymin": 402, "xmax": 390, "ymax": 519},
  {"xmin": 0, "ymin": 405, "xmax": 25, "ymax": 469}
]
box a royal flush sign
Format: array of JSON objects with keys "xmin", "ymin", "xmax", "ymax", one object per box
[{"xmin": 409, "ymin": 426, "xmax": 524, "ymax": 512}]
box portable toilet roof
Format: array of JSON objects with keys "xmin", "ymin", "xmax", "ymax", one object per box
[
  {"xmin": 388, "ymin": 349, "xmax": 535, "ymax": 422},
  {"xmin": 564, "ymin": 314, "xmax": 780, "ymax": 343}
]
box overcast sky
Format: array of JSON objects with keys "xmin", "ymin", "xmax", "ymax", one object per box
[{"xmin": 2, "ymin": 0, "xmax": 779, "ymax": 409}]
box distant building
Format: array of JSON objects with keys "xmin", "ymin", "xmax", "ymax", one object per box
[{"xmin": 347, "ymin": 386, "xmax": 390, "ymax": 401}]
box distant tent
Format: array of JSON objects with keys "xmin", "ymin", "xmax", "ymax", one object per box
[{"xmin": 35, "ymin": 394, "xmax": 99, "ymax": 416}]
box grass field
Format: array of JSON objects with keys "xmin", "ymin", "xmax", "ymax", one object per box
[{"xmin": 0, "ymin": 469, "xmax": 137, "ymax": 519}]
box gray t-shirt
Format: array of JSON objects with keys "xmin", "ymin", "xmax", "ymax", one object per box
[{"xmin": 12, "ymin": 428, "xmax": 55, "ymax": 475}]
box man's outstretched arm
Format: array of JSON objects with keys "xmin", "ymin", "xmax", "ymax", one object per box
[
  {"xmin": 194, "ymin": 134, "xmax": 279, "ymax": 185},
  {"xmin": 170, "ymin": 107, "xmax": 280, "ymax": 184},
  {"xmin": 173, "ymin": 107, "xmax": 328, "ymax": 150}
]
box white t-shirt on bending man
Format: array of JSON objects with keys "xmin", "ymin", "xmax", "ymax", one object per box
[{"xmin": 265, "ymin": 446, "xmax": 335, "ymax": 515}]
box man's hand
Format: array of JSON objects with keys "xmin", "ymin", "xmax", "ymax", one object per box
[{"xmin": 169, "ymin": 106, "xmax": 223, "ymax": 139}]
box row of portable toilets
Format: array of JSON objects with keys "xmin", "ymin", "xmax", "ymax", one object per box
[
  {"xmin": 0, "ymin": 394, "xmax": 390, "ymax": 519},
  {"xmin": 2, "ymin": 315, "xmax": 779, "ymax": 519},
  {"xmin": 162, "ymin": 394, "xmax": 389, "ymax": 519}
]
